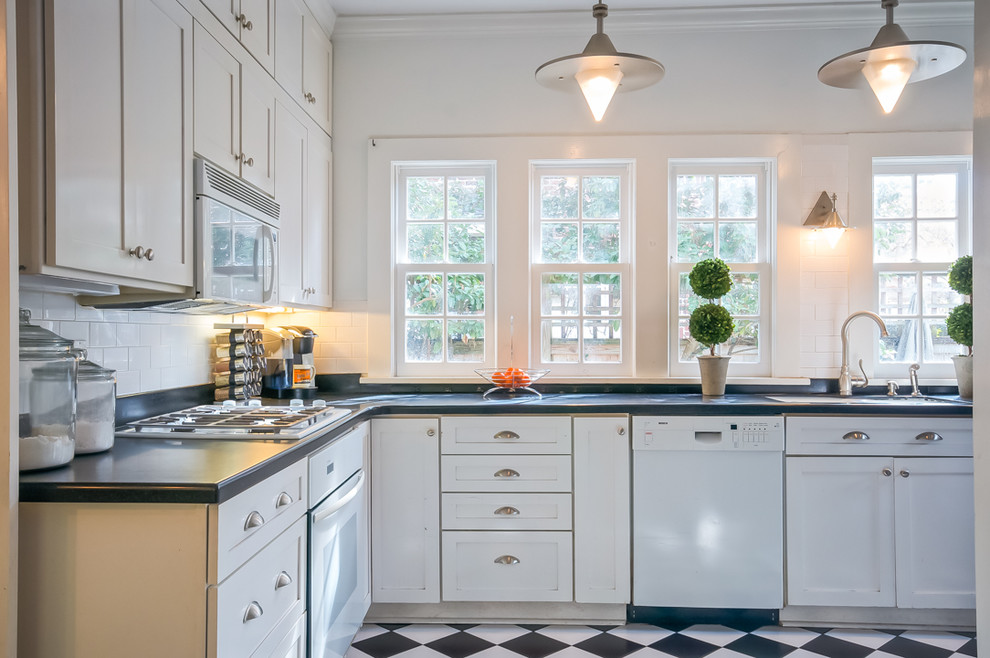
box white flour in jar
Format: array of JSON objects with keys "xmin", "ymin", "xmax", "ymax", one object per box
[
  {"xmin": 75, "ymin": 419, "xmax": 114, "ymax": 454},
  {"xmin": 20, "ymin": 426, "xmax": 74, "ymax": 470}
]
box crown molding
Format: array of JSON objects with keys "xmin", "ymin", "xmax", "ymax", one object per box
[{"xmin": 331, "ymin": 2, "xmax": 974, "ymax": 40}]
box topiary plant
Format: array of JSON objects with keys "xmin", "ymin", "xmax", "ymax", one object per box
[
  {"xmin": 688, "ymin": 258, "xmax": 735, "ymax": 356},
  {"xmin": 946, "ymin": 255, "xmax": 972, "ymax": 356}
]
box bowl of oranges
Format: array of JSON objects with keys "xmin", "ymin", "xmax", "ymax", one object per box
[{"xmin": 475, "ymin": 367, "xmax": 549, "ymax": 397}]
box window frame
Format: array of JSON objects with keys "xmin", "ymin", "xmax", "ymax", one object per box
[
  {"xmin": 529, "ymin": 160, "xmax": 634, "ymax": 377},
  {"xmin": 392, "ymin": 161, "xmax": 497, "ymax": 377},
  {"xmin": 871, "ymin": 157, "xmax": 972, "ymax": 379},
  {"xmin": 668, "ymin": 159, "xmax": 775, "ymax": 378}
]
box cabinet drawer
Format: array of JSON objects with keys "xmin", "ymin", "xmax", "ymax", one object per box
[
  {"xmin": 442, "ymin": 416, "xmax": 571, "ymax": 454},
  {"xmin": 442, "ymin": 531, "xmax": 573, "ymax": 601},
  {"xmin": 214, "ymin": 459, "xmax": 308, "ymax": 582},
  {"xmin": 441, "ymin": 455, "xmax": 572, "ymax": 492},
  {"xmin": 785, "ymin": 416, "xmax": 973, "ymax": 457},
  {"xmin": 442, "ymin": 493, "xmax": 572, "ymax": 530},
  {"xmin": 212, "ymin": 516, "xmax": 307, "ymax": 658}
]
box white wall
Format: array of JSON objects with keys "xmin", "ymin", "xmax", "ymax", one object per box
[
  {"xmin": 971, "ymin": 0, "xmax": 989, "ymax": 644},
  {"xmin": 331, "ymin": 4, "xmax": 975, "ymax": 305}
]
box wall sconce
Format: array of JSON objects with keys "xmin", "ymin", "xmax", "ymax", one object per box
[
  {"xmin": 535, "ymin": 3, "xmax": 665, "ymax": 122},
  {"xmin": 805, "ymin": 191, "xmax": 849, "ymax": 248}
]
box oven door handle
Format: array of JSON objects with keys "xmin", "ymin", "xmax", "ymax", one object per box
[{"xmin": 312, "ymin": 471, "xmax": 365, "ymax": 525}]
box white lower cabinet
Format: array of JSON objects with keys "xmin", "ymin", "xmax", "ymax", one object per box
[
  {"xmin": 370, "ymin": 415, "xmax": 631, "ymax": 609},
  {"xmin": 442, "ymin": 531, "xmax": 573, "ymax": 601},
  {"xmin": 371, "ymin": 417, "xmax": 441, "ymax": 603},
  {"xmin": 785, "ymin": 416, "xmax": 975, "ymax": 611}
]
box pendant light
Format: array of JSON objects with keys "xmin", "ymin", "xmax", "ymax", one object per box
[
  {"xmin": 535, "ymin": 3, "xmax": 664, "ymax": 122},
  {"xmin": 818, "ymin": 0, "xmax": 966, "ymax": 114}
]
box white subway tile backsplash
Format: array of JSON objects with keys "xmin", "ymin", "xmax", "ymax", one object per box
[
  {"xmin": 150, "ymin": 345, "xmax": 172, "ymax": 369},
  {"xmin": 140, "ymin": 324, "xmax": 162, "ymax": 346},
  {"xmin": 89, "ymin": 322, "xmax": 116, "ymax": 347},
  {"xmin": 128, "ymin": 347, "xmax": 152, "ymax": 371},
  {"xmin": 42, "ymin": 292, "xmax": 77, "ymax": 320},
  {"xmin": 140, "ymin": 369, "xmax": 162, "ymax": 393},
  {"xmin": 115, "ymin": 370, "xmax": 140, "ymax": 396},
  {"xmin": 335, "ymin": 326, "xmax": 367, "ymax": 344},
  {"xmin": 57, "ymin": 321, "xmax": 90, "ymax": 344},
  {"xmin": 116, "ymin": 323, "xmax": 141, "ymax": 347},
  {"xmin": 102, "ymin": 347, "xmax": 129, "ymax": 373}
]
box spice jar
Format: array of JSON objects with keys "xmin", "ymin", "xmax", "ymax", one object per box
[
  {"xmin": 74, "ymin": 350, "xmax": 116, "ymax": 454},
  {"xmin": 18, "ymin": 309, "xmax": 78, "ymax": 470}
]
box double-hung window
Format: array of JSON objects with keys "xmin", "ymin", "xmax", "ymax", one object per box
[
  {"xmin": 393, "ymin": 162, "xmax": 496, "ymax": 376},
  {"xmin": 872, "ymin": 157, "xmax": 971, "ymax": 377},
  {"xmin": 531, "ymin": 161, "xmax": 633, "ymax": 376},
  {"xmin": 669, "ymin": 160, "xmax": 774, "ymax": 377}
]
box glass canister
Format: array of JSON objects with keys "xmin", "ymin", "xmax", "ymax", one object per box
[
  {"xmin": 18, "ymin": 308, "xmax": 78, "ymax": 471},
  {"xmin": 74, "ymin": 350, "xmax": 116, "ymax": 454}
]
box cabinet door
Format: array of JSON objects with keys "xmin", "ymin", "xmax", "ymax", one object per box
[
  {"xmin": 240, "ymin": 66, "xmax": 276, "ymax": 196},
  {"xmin": 49, "ymin": 0, "xmax": 124, "ymax": 274},
  {"xmin": 122, "ymin": 0, "xmax": 193, "ymax": 286},
  {"xmin": 573, "ymin": 417, "xmax": 630, "ymax": 604},
  {"xmin": 304, "ymin": 130, "xmax": 333, "ymax": 308},
  {"xmin": 200, "ymin": 0, "xmax": 240, "ymax": 39},
  {"xmin": 894, "ymin": 457, "xmax": 976, "ymax": 609},
  {"xmin": 785, "ymin": 456, "xmax": 896, "ymax": 607},
  {"xmin": 194, "ymin": 23, "xmax": 240, "ymax": 175},
  {"xmin": 274, "ymin": 101, "xmax": 307, "ymax": 306},
  {"xmin": 302, "ymin": 15, "xmax": 332, "ymax": 134},
  {"xmin": 274, "ymin": 0, "xmax": 305, "ymax": 101},
  {"xmin": 239, "ymin": 0, "xmax": 275, "ymax": 73},
  {"xmin": 371, "ymin": 418, "xmax": 440, "ymax": 603}
]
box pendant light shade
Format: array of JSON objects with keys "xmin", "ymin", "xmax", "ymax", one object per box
[
  {"xmin": 818, "ymin": 0, "xmax": 966, "ymax": 114},
  {"xmin": 536, "ymin": 3, "xmax": 664, "ymax": 122}
]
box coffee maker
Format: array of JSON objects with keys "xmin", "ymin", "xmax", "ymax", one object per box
[
  {"xmin": 278, "ymin": 326, "xmax": 317, "ymax": 391},
  {"xmin": 259, "ymin": 328, "xmax": 295, "ymax": 398}
]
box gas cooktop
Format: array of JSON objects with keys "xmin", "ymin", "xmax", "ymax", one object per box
[{"xmin": 116, "ymin": 399, "xmax": 353, "ymax": 440}]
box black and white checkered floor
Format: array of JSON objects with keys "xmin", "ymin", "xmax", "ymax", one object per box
[{"xmin": 346, "ymin": 623, "xmax": 977, "ymax": 658}]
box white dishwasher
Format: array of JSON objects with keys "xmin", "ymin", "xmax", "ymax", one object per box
[{"xmin": 632, "ymin": 416, "xmax": 784, "ymax": 609}]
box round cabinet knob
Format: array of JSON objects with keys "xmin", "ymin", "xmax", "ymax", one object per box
[
  {"xmin": 237, "ymin": 13, "xmax": 253, "ymax": 30},
  {"xmin": 305, "ymin": 92, "xmax": 316, "ymax": 103},
  {"xmin": 143, "ymin": 248, "xmax": 154, "ymax": 261},
  {"xmin": 426, "ymin": 428, "xmax": 436, "ymax": 437},
  {"xmin": 236, "ymin": 153, "xmax": 255, "ymax": 167},
  {"xmin": 900, "ymin": 469, "xmax": 911, "ymax": 478},
  {"xmin": 882, "ymin": 467, "xmax": 893, "ymax": 477},
  {"xmin": 617, "ymin": 427, "xmax": 626, "ymax": 436},
  {"xmin": 129, "ymin": 246, "xmax": 146, "ymax": 259}
]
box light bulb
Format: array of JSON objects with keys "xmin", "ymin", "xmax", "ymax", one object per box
[
  {"xmin": 575, "ymin": 67, "xmax": 623, "ymax": 122},
  {"xmin": 818, "ymin": 227, "xmax": 846, "ymax": 249},
  {"xmin": 862, "ymin": 57, "xmax": 916, "ymax": 113}
]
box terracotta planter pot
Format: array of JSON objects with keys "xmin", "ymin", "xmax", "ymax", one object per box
[
  {"xmin": 697, "ymin": 355, "xmax": 730, "ymax": 397},
  {"xmin": 952, "ymin": 354, "xmax": 973, "ymax": 400}
]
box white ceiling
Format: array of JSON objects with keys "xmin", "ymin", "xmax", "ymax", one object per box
[{"xmin": 323, "ymin": 0, "xmax": 962, "ymax": 18}]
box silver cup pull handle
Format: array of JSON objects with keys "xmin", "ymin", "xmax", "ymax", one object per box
[
  {"xmin": 915, "ymin": 431, "xmax": 943, "ymax": 442},
  {"xmin": 275, "ymin": 571, "xmax": 292, "ymax": 590},
  {"xmin": 275, "ymin": 492, "xmax": 293, "ymax": 508},
  {"xmin": 493, "ymin": 430, "xmax": 520, "ymax": 440},
  {"xmin": 494, "ymin": 506, "xmax": 520, "ymax": 516},
  {"xmin": 243, "ymin": 601, "xmax": 263, "ymax": 622},
  {"xmin": 494, "ymin": 555, "xmax": 520, "ymax": 565},
  {"xmin": 494, "ymin": 468, "xmax": 520, "ymax": 478},
  {"xmin": 244, "ymin": 510, "xmax": 264, "ymax": 531},
  {"xmin": 842, "ymin": 431, "xmax": 870, "ymax": 441}
]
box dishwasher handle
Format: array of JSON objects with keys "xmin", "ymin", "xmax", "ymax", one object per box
[{"xmin": 312, "ymin": 471, "xmax": 365, "ymax": 524}]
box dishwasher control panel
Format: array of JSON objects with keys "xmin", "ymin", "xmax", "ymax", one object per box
[{"xmin": 633, "ymin": 416, "xmax": 784, "ymax": 451}]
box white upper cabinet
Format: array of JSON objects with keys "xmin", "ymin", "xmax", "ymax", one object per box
[
  {"xmin": 275, "ymin": 0, "xmax": 333, "ymax": 135},
  {"xmin": 274, "ymin": 100, "xmax": 332, "ymax": 310},
  {"xmin": 18, "ymin": 0, "xmax": 193, "ymax": 290},
  {"xmin": 194, "ymin": 23, "xmax": 275, "ymax": 196},
  {"xmin": 122, "ymin": 0, "xmax": 195, "ymax": 286},
  {"xmin": 200, "ymin": 0, "xmax": 274, "ymax": 74}
]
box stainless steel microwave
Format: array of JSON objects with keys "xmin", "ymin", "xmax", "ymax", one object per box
[{"xmin": 194, "ymin": 158, "xmax": 279, "ymax": 310}]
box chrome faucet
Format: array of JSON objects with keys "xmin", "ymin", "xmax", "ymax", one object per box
[{"xmin": 838, "ymin": 311, "xmax": 889, "ymax": 396}]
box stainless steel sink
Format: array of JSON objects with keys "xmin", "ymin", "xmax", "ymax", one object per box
[{"xmin": 766, "ymin": 395, "xmax": 967, "ymax": 405}]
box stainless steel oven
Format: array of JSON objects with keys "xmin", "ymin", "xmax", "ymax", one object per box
[{"xmin": 308, "ymin": 423, "xmax": 371, "ymax": 658}]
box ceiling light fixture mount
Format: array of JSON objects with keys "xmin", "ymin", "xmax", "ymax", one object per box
[
  {"xmin": 805, "ymin": 191, "xmax": 849, "ymax": 249},
  {"xmin": 535, "ymin": 3, "xmax": 664, "ymax": 122},
  {"xmin": 817, "ymin": 0, "xmax": 966, "ymax": 114}
]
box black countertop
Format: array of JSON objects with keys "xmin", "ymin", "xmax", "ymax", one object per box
[{"xmin": 19, "ymin": 392, "xmax": 972, "ymax": 505}]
